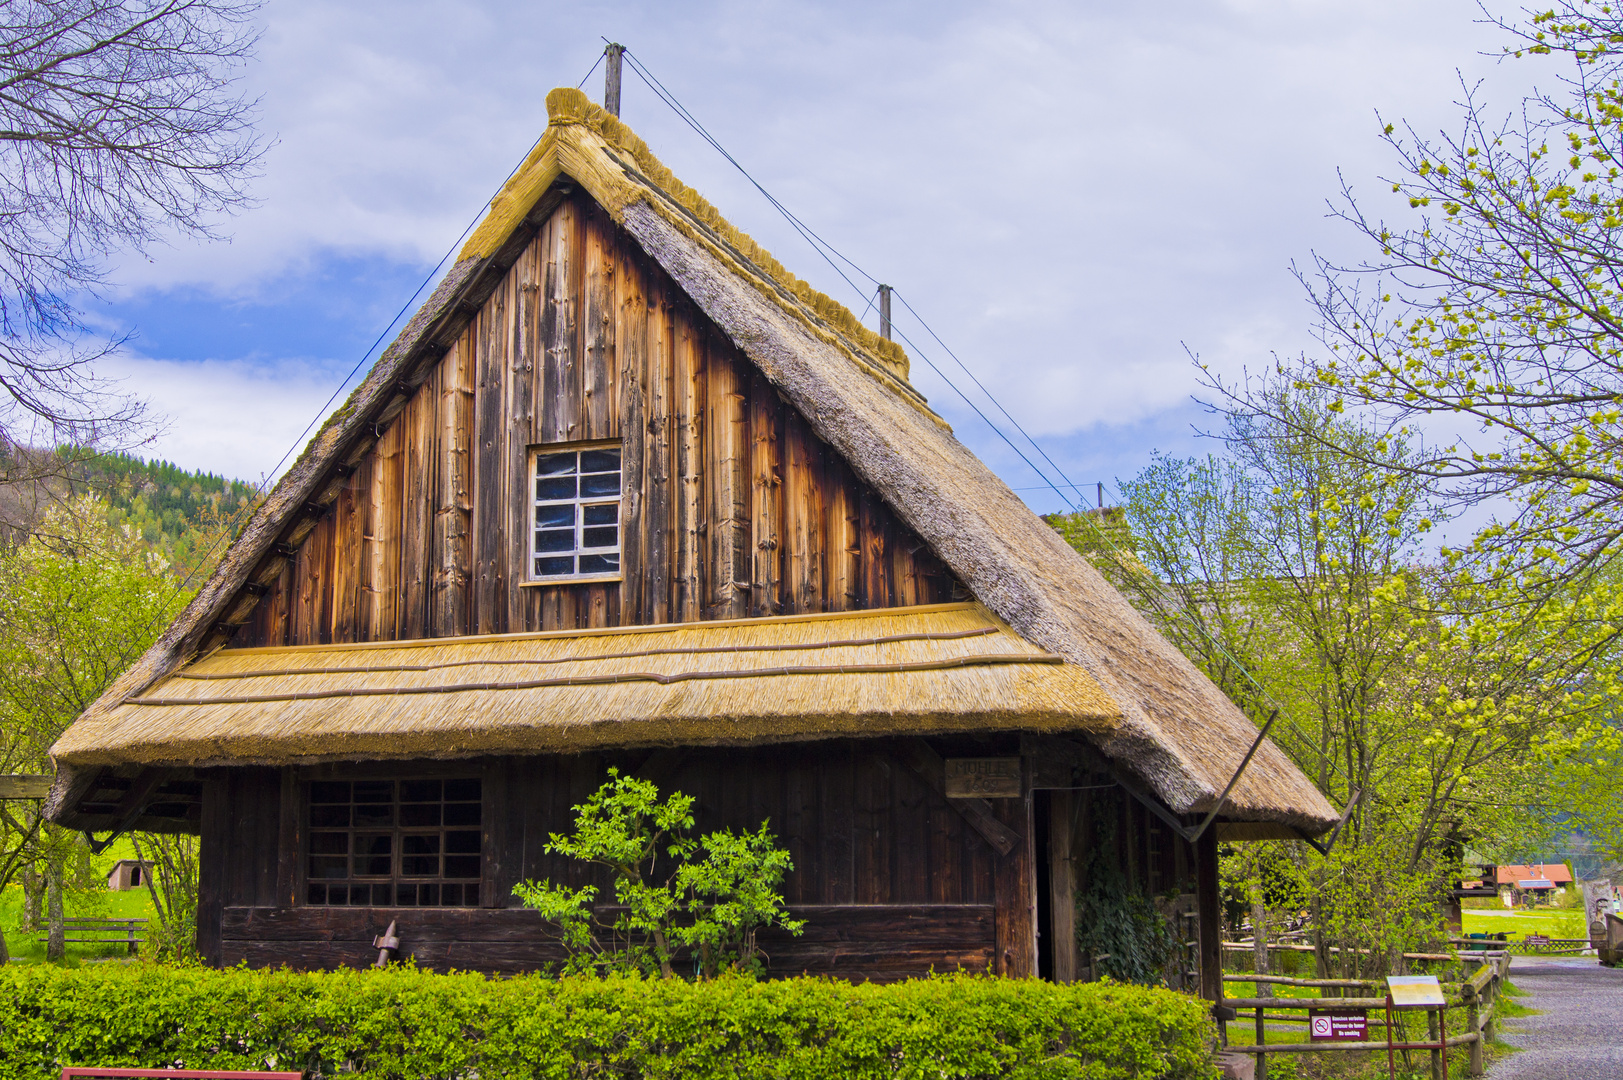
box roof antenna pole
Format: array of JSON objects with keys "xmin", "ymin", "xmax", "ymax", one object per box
[
  {"xmin": 878, "ymin": 284, "xmax": 892, "ymax": 341},
  {"xmin": 604, "ymin": 43, "xmax": 625, "ymax": 117}
]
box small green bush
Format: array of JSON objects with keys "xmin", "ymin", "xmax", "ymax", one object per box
[{"xmin": 0, "ymin": 964, "xmax": 1217, "ymax": 1080}]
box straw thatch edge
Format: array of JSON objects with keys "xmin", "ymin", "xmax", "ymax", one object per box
[{"xmin": 618, "ymin": 202, "xmax": 1339, "ymax": 832}]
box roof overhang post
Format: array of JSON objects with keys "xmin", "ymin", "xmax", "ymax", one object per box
[{"xmin": 604, "ymin": 43, "xmax": 625, "ymax": 117}]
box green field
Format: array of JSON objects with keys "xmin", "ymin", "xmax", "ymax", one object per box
[
  {"xmin": 0, "ymin": 834, "xmax": 160, "ymax": 964},
  {"xmin": 1461, "ymin": 908, "xmax": 1586, "ymax": 940}
]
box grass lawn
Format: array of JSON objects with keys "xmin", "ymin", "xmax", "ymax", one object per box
[
  {"xmin": 1460, "ymin": 907, "xmax": 1586, "ymax": 940},
  {"xmin": 1, "ymin": 834, "xmax": 160, "ymax": 964}
]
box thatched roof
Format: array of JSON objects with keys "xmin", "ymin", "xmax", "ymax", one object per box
[
  {"xmin": 46, "ymin": 88, "xmax": 1339, "ymax": 833},
  {"xmin": 51, "ymin": 604, "xmax": 1118, "ymax": 766}
]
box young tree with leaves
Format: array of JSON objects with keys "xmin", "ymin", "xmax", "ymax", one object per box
[
  {"xmin": 1224, "ymin": 2, "xmax": 1623, "ymax": 591},
  {"xmin": 1058, "ymin": 389, "xmax": 1623, "ymax": 975},
  {"xmin": 0, "ymin": 494, "xmax": 191, "ymax": 962},
  {"xmin": 513, "ymin": 770, "xmax": 803, "ymax": 979}
]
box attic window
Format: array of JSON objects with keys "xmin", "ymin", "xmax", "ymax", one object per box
[{"xmin": 530, "ymin": 445, "xmax": 622, "ymax": 580}]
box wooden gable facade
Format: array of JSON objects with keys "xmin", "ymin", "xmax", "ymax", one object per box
[
  {"xmin": 233, "ymin": 190, "xmax": 958, "ymax": 651},
  {"xmin": 189, "ymin": 187, "xmax": 1187, "ymax": 983}
]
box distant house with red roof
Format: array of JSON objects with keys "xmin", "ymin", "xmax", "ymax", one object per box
[{"xmin": 1491, "ymin": 863, "xmax": 1574, "ymax": 889}]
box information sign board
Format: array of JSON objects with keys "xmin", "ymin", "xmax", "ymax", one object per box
[
  {"xmin": 944, "ymin": 758, "xmax": 1021, "ymax": 798},
  {"xmin": 1385, "ymin": 974, "xmax": 1445, "ymax": 1008},
  {"xmin": 1308, "ymin": 1009, "xmax": 1368, "ymax": 1042}
]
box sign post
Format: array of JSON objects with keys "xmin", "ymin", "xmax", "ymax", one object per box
[{"xmin": 1384, "ymin": 975, "xmax": 1447, "ymax": 1080}]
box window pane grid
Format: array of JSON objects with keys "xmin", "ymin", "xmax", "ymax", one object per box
[
  {"xmin": 306, "ymin": 778, "xmax": 482, "ymax": 907},
  {"xmin": 532, "ymin": 447, "xmax": 622, "ymax": 579}
]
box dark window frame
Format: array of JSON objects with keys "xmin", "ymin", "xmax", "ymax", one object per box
[{"xmin": 297, "ymin": 771, "xmax": 490, "ymax": 909}]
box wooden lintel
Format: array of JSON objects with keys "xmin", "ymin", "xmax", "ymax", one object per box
[
  {"xmin": 895, "ymin": 739, "xmax": 1018, "ymax": 857},
  {"xmin": 0, "ymin": 774, "xmax": 52, "ymax": 800}
]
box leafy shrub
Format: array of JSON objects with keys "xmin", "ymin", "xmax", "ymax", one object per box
[
  {"xmin": 1075, "ymin": 807, "xmax": 1177, "ymax": 985},
  {"xmin": 512, "ymin": 770, "xmax": 803, "ymax": 978},
  {"xmin": 0, "ymin": 964, "xmax": 1217, "ymax": 1080}
]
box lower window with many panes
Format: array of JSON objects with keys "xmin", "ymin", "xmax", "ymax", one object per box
[{"xmin": 305, "ymin": 778, "xmax": 482, "ymax": 906}]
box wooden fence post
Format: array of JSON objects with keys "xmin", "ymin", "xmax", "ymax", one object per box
[
  {"xmin": 1254, "ymin": 1005, "xmax": 1266, "ymax": 1079},
  {"xmin": 1466, "ymin": 985, "xmax": 1483, "ymax": 1076}
]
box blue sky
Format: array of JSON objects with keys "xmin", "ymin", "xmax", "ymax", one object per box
[{"xmin": 87, "ymin": 0, "xmax": 1537, "ymax": 512}]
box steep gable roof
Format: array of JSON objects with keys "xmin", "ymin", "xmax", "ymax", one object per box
[{"xmin": 46, "ymin": 89, "xmax": 1338, "ymax": 832}]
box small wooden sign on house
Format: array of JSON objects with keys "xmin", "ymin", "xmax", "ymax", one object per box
[{"xmin": 944, "ymin": 758, "xmax": 1021, "ymax": 798}]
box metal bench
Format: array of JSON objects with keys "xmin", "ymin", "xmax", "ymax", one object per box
[{"xmin": 38, "ymin": 917, "xmax": 146, "ymax": 954}]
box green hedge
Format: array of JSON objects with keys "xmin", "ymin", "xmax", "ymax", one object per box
[{"xmin": 0, "ymin": 965, "xmax": 1216, "ymax": 1080}]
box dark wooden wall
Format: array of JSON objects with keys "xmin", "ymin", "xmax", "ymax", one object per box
[
  {"xmin": 198, "ymin": 739, "xmax": 1029, "ymax": 980},
  {"xmin": 231, "ymin": 192, "xmax": 958, "ymax": 649}
]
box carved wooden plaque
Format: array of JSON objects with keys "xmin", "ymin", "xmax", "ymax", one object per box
[{"xmin": 944, "ymin": 757, "xmax": 1021, "ymax": 798}]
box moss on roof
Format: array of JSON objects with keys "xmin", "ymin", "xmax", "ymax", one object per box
[{"xmin": 462, "ymin": 87, "xmax": 911, "ymax": 384}]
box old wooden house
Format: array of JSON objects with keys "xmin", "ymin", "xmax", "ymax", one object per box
[{"xmin": 45, "ymin": 88, "xmax": 1338, "ymax": 989}]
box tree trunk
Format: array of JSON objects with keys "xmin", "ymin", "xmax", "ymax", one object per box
[
  {"xmin": 46, "ymin": 858, "xmax": 64, "ymax": 962},
  {"xmin": 1252, "ymin": 899, "xmax": 1271, "ymax": 997},
  {"xmin": 1311, "ymin": 894, "xmax": 1330, "ymax": 979},
  {"xmin": 0, "ymin": 910, "xmax": 9, "ymax": 965},
  {"xmin": 21, "ymin": 864, "xmax": 40, "ymax": 931}
]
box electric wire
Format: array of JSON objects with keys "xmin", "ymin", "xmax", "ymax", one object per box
[
  {"xmin": 619, "ymin": 49, "xmax": 876, "ymax": 309},
  {"xmin": 619, "ymin": 49, "xmax": 1085, "ymax": 514},
  {"xmin": 576, "ymin": 51, "xmax": 605, "ymax": 90},
  {"xmin": 609, "ymin": 52, "xmax": 1341, "ymax": 779},
  {"xmin": 125, "ymin": 118, "xmax": 558, "ymax": 654},
  {"xmin": 893, "ymin": 290, "xmax": 1092, "ymax": 508},
  {"xmin": 617, "ymin": 45, "xmax": 881, "ymax": 292}
]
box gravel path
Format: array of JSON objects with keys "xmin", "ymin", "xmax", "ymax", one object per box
[{"xmin": 1485, "ymin": 956, "xmax": 1623, "ymax": 1079}]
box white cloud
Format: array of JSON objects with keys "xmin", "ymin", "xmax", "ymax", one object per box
[
  {"xmin": 98, "ymin": 351, "xmax": 345, "ymax": 484},
  {"xmin": 97, "ymin": 0, "xmax": 1553, "ymax": 482}
]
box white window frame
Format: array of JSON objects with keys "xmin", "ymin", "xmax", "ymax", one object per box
[{"xmin": 525, "ymin": 441, "xmax": 624, "ymax": 585}]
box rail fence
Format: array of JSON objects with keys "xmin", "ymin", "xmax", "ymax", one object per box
[{"xmin": 1218, "ymin": 952, "xmax": 1510, "ymax": 1080}]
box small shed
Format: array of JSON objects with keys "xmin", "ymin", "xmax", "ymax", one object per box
[
  {"xmin": 44, "ymin": 88, "xmax": 1338, "ymax": 990},
  {"xmin": 106, "ymin": 859, "xmax": 152, "ymax": 891}
]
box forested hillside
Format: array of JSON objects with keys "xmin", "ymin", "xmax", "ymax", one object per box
[
  {"xmin": 0, "ymin": 448, "xmax": 259, "ymax": 580},
  {"xmin": 74, "ymin": 453, "xmax": 258, "ymax": 579}
]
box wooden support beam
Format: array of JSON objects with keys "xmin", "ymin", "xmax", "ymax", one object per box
[
  {"xmin": 1048, "ymin": 789, "xmax": 1077, "ymax": 983},
  {"xmin": 108, "ymin": 769, "xmax": 171, "ymax": 834},
  {"xmin": 894, "ymin": 739, "xmax": 1018, "ymax": 857},
  {"xmin": 1196, "ymin": 825, "xmax": 1222, "ymax": 1002},
  {"xmin": 0, "ymin": 775, "xmax": 51, "ymax": 800}
]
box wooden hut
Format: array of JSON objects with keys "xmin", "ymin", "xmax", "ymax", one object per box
[{"xmin": 44, "ymin": 88, "xmax": 1338, "ymax": 989}]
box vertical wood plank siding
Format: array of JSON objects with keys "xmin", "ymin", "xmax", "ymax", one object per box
[
  {"xmin": 231, "ymin": 191, "xmax": 956, "ymax": 648},
  {"xmin": 208, "ymin": 740, "xmax": 1001, "ymax": 978}
]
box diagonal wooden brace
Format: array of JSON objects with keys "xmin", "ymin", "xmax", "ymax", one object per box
[{"xmin": 895, "ymin": 739, "xmax": 1019, "ymax": 857}]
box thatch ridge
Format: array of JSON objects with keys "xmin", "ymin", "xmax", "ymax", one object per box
[{"xmin": 464, "ymin": 87, "xmax": 911, "ymax": 383}]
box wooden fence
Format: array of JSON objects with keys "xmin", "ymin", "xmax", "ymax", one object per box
[{"xmin": 1219, "ymin": 952, "xmax": 1510, "ymax": 1079}]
